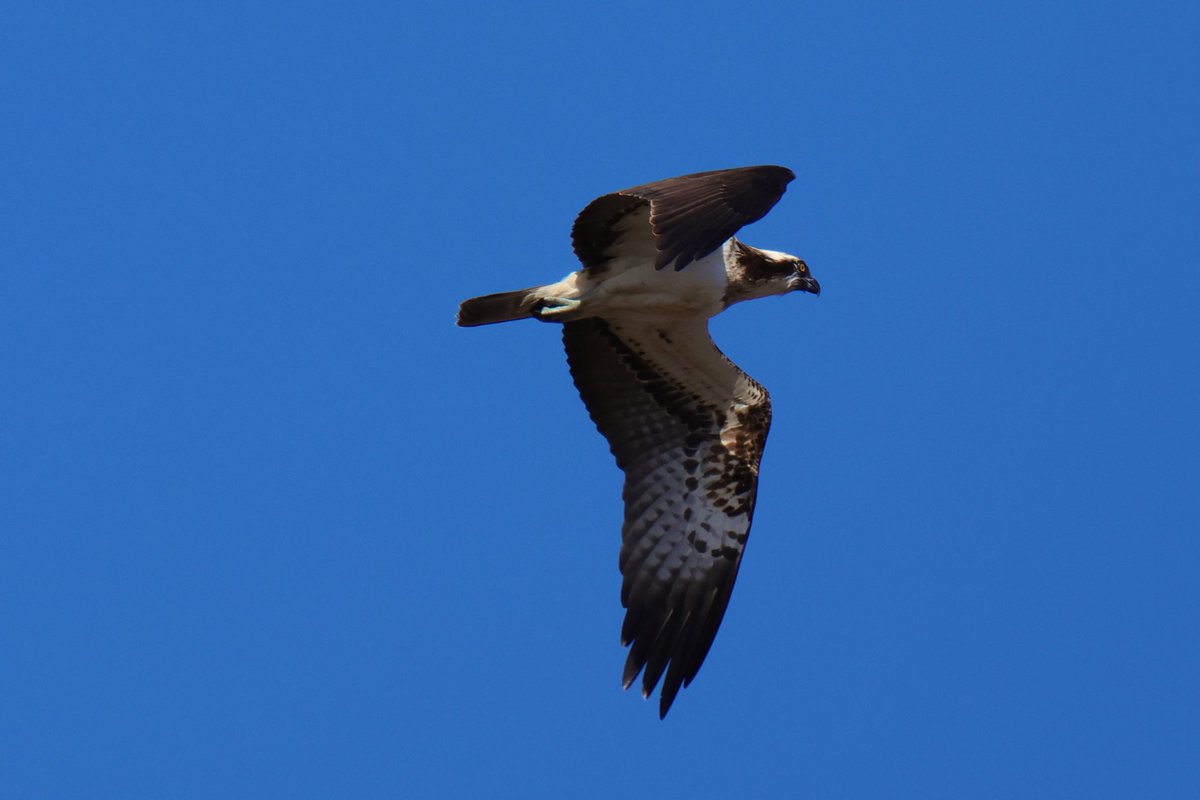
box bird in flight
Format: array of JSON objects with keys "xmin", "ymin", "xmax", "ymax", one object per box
[{"xmin": 457, "ymin": 165, "xmax": 820, "ymax": 717}]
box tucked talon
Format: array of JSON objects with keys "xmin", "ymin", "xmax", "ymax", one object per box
[{"xmin": 534, "ymin": 296, "xmax": 583, "ymax": 320}]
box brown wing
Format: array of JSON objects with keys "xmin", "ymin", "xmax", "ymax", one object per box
[
  {"xmin": 570, "ymin": 165, "xmax": 795, "ymax": 272},
  {"xmin": 562, "ymin": 317, "xmax": 772, "ymax": 717}
]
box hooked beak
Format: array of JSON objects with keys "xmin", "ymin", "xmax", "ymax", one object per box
[{"xmin": 791, "ymin": 274, "xmax": 821, "ymax": 296}]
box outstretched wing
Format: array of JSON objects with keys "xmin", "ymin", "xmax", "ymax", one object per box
[
  {"xmin": 562, "ymin": 317, "xmax": 772, "ymax": 717},
  {"xmin": 570, "ymin": 165, "xmax": 795, "ymax": 272}
]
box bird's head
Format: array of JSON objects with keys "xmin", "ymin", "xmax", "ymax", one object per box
[
  {"xmin": 784, "ymin": 257, "xmax": 820, "ymax": 296},
  {"xmin": 724, "ymin": 239, "xmax": 820, "ymax": 306}
]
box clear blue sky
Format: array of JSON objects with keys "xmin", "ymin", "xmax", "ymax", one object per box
[{"xmin": 3, "ymin": 2, "xmax": 1198, "ymax": 797}]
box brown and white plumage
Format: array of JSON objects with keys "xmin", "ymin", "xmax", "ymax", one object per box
[
  {"xmin": 457, "ymin": 166, "xmax": 820, "ymax": 717},
  {"xmin": 571, "ymin": 165, "xmax": 796, "ymax": 271}
]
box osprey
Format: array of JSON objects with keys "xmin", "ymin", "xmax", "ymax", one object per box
[{"xmin": 457, "ymin": 165, "xmax": 820, "ymax": 717}]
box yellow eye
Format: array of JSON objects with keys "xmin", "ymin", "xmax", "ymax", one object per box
[{"xmin": 795, "ymin": 260, "xmax": 808, "ymax": 274}]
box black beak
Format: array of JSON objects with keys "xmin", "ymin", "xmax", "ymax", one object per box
[{"xmin": 793, "ymin": 274, "xmax": 821, "ymax": 296}]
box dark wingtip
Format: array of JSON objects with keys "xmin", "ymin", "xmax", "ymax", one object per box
[
  {"xmin": 658, "ymin": 685, "xmax": 680, "ymax": 719},
  {"xmin": 763, "ymin": 164, "xmax": 795, "ymax": 183},
  {"xmin": 621, "ymin": 655, "xmax": 641, "ymax": 692}
]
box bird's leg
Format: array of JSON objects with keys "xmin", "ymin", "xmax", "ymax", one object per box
[
  {"xmin": 532, "ymin": 296, "xmax": 584, "ymax": 322},
  {"xmin": 528, "ymin": 273, "xmax": 590, "ymax": 322}
]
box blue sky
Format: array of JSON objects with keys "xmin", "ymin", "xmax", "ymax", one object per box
[{"xmin": 3, "ymin": 2, "xmax": 1198, "ymax": 797}]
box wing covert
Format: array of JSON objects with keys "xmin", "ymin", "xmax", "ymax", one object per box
[{"xmin": 570, "ymin": 165, "xmax": 795, "ymax": 272}]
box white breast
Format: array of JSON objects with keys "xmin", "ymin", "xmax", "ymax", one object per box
[{"xmin": 579, "ymin": 243, "xmax": 731, "ymax": 321}]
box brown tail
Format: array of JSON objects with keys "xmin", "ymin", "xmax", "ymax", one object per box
[{"xmin": 456, "ymin": 286, "xmax": 542, "ymax": 327}]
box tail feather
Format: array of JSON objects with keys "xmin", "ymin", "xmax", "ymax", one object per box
[{"xmin": 456, "ymin": 286, "xmax": 542, "ymax": 327}]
